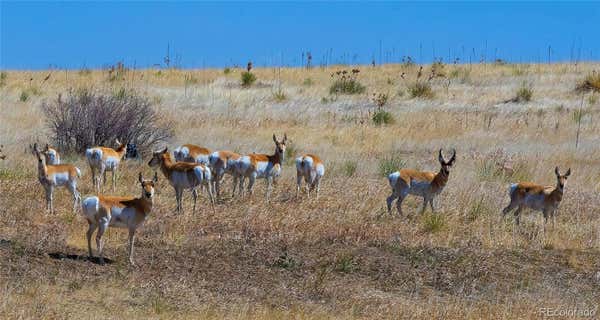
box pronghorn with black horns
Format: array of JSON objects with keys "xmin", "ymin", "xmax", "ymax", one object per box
[
  {"xmin": 386, "ymin": 149, "xmax": 456, "ymax": 215},
  {"xmin": 86, "ymin": 139, "xmax": 128, "ymax": 192},
  {"xmin": 148, "ymin": 147, "xmax": 214, "ymax": 214},
  {"xmin": 236, "ymin": 133, "xmax": 287, "ymax": 200},
  {"xmin": 502, "ymin": 167, "xmax": 571, "ymax": 227},
  {"xmin": 81, "ymin": 172, "xmax": 157, "ymax": 265},
  {"xmin": 32, "ymin": 143, "xmax": 81, "ymax": 213}
]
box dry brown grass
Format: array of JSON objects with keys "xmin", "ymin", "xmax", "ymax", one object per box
[{"xmin": 1, "ymin": 62, "xmax": 600, "ymax": 319}]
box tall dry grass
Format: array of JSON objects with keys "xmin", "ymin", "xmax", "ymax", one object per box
[{"xmin": 1, "ymin": 62, "xmax": 599, "ymax": 319}]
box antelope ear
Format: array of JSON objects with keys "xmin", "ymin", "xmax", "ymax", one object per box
[
  {"xmin": 565, "ymin": 168, "xmax": 571, "ymax": 177},
  {"xmin": 153, "ymin": 171, "xmax": 159, "ymax": 182},
  {"xmin": 273, "ymin": 134, "xmax": 277, "ymax": 143},
  {"xmin": 283, "ymin": 133, "xmax": 288, "ymax": 143},
  {"xmin": 161, "ymin": 147, "xmax": 168, "ymax": 154},
  {"xmin": 33, "ymin": 143, "xmax": 39, "ymax": 153},
  {"xmin": 138, "ymin": 172, "xmax": 143, "ymax": 183},
  {"xmin": 555, "ymin": 166, "xmax": 560, "ymax": 176},
  {"xmin": 438, "ymin": 149, "xmax": 444, "ymax": 164},
  {"xmin": 44, "ymin": 144, "xmax": 49, "ymax": 151},
  {"xmin": 116, "ymin": 139, "xmax": 121, "ymax": 146}
]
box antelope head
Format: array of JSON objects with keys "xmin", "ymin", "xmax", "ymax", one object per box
[
  {"xmin": 554, "ymin": 167, "xmax": 571, "ymax": 191},
  {"xmin": 438, "ymin": 149, "xmax": 456, "ymax": 175},
  {"xmin": 138, "ymin": 172, "xmax": 158, "ymax": 199},
  {"xmin": 273, "ymin": 133, "xmax": 287, "ymax": 160}
]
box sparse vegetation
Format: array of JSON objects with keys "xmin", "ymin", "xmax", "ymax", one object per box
[
  {"xmin": 378, "ymin": 153, "xmax": 405, "ymax": 177},
  {"xmin": 223, "ymin": 67, "xmax": 231, "ymax": 75},
  {"xmin": 576, "ymin": 71, "xmax": 600, "ymax": 92},
  {"xmin": 0, "ymin": 71, "xmax": 7, "ymax": 86},
  {"xmin": 515, "ymin": 82, "xmax": 534, "ymax": 102},
  {"xmin": 1, "ymin": 63, "xmax": 600, "ymax": 319}
]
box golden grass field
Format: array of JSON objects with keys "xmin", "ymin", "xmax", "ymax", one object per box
[{"xmin": 0, "ymin": 62, "xmax": 599, "ymax": 319}]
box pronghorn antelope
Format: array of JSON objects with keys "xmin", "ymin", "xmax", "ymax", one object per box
[
  {"xmin": 81, "ymin": 172, "xmax": 157, "ymax": 265},
  {"xmin": 33, "ymin": 143, "xmax": 81, "ymax": 213},
  {"xmin": 386, "ymin": 149, "xmax": 456, "ymax": 215},
  {"xmin": 209, "ymin": 150, "xmax": 242, "ymax": 197},
  {"xmin": 174, "ymin": 144, "xmax": 211, "ymax": 164},
  {"xmin": 86, "ymin": 139, "xmax": 128, "ymax": 192},
  {"xmin": 148, "ymin": 147, "xmax": 214, "ymax": 214},
  {"xmin": 235, "ymin": 134, "xmax": 286, "ymax": 200},
  {"xmin": 502, "ymin": 167, "xmax": 571, "ymax": 227},
  {"xmin": 295, "ymin": 154, "xmax": 325, "ymax": 199}
]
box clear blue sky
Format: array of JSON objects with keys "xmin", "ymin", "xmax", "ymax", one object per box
[{"xmin": 1, "ymin": 2, "xmax": 599, "ymax": 70}]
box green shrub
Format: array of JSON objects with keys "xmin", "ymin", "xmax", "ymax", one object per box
[
  {"xmin": 329, "ymin": 69, "xmax": 365, "ymax": 95},
  {"xmin": 78, "ymin": 68, "xmax": 91, "ymax": 76},
  {"xmin": 407, "ymin": 81, "xmax": 434, "ymax": 99},
  {"xmin": 273, "ymin": 89, "xmax": 286, "ymax": 102},
  {"xmin": 372, "ymin": 110, "xmax": 394, "ymax": 125},
  {"xmin": 19, "ymin": 90, "xmax": 29, "ymax": 102},
  {"xmin": 303, "ymin": 78, "xmax": 313, "ymax": 86},
  {"xmin": 515, "ymin": 82, "xmax": 533, "ymax": 102},
  {"xmin": 334, "ymin": 253, "xmax": 358, "ymax": 273},
  {"xmin": 329, "ymin": 79, "xmax": 365, "ymax": 95},
  {"xmin": 0, "ymin": 71, "xmax": 7, "ymax": 86},
  {"xmin": 241, "ymin": 71, "xmax": 257, "ymax": 87},
  {"xmin": 378, "ymin": 153, "xmax": 405, "ymax": 177},
  {"xmin": 342, "ymin": 160, "xmax": 357, "ymax": 177},
  {"xmin": 422, "ymin": 213, "xmax": 445, "ymax": 233},
  {"xmin": 223, "ymin": 67, "xmax": 231, "ymax": 75}
]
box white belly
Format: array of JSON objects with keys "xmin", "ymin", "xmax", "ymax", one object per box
[
  {"xmin": 49, "ymin": 172, "xmax": 71, "ymax": 186},
  {"xmin": 408, "ymin": 180, "xmax": 431, "ymax": 197},
  {"xmin": 109, "ymin": 206, "xmax": 139, "ymax": 228},
  {"xmin": 169, "ymin": 171, "xmax": 197, "ymax": 189},
  {"xmin": 104, "ymin": 156, "xmax": 120, "ymax": 170},
  {"xmin": 523, "ymin": 194, "xmax": 547, "ymax": 211}
]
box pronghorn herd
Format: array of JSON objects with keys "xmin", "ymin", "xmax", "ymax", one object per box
[{"xmin": 26, "ymin": 134, "xmax": 573, "ymax": 264}]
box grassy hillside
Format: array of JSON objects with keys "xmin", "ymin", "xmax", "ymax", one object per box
[{"xmin": 1, "ymin": 62, "xmax": 599, "ymax": 319}]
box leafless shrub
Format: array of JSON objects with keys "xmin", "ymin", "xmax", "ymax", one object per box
[{"xmin": 41, "ymin": 88, "xmax": 173, "ymax": 155}]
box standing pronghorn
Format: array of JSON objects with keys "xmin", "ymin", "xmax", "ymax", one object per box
[
  {"xmin": 236, "ymin": 134, "xmax": 287, "ymax": 200},
  {"xmin": 33, "ymin": 143, "xmax": 81, "ymax": 213},
  {"xmin": 148, "ymin": 147, "xmax": 214, "ymax": 214},
  {"xmin": 209, "ymin": 150, "xmax": 242, "ymax": 197},
  {"xmin": 295, "ymin": 154, "xmax": 325, "ymax": 199},
  {"xmin": 174, "ymin": 144, "xmax": 211, "ymax": 164},
  {"xmin": 502, "ymin": 167, "xmax": 571, "ymax": 227},
  {"xmin": 86, "ymin": 139, "xmax": 128, "ymax": 192},
  {"xmin": 386, "ymin": 149, "xmax": 456, "ymax": 215},
  {"xmin": 81, "ymin": 172, "xmax": 157, "ymax": 265}
]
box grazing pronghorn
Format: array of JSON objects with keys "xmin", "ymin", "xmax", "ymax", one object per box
[
  {"xmin": 295, "ymin": 154, "xmax": 325, "ymax": 199},
  {"xmin": 86, "ymin": 139, "xmax": 128, "ymax": 192},
  {"xmin": 502, "ymin": 167, "xmax": 571, "ymax": 227},
  {"xmin": 148, "ymin": 147, "xmax": 214, "ymax": 214},
  {"xmin": 174, "ymin": 144, "xmax": 211, "ymax": 164},
  {"xmin": 386, "ymin": 149, "xmax": 456, "ymax": 215},
  {"xmin": 81, "ymin": 172, "xmax": 157, "ymax": 265},
  {"xmin": 32, "ymin": 143, "xmax": 81, "ymax": 213},
  {"xmin": 209, "ymin": 150, "xmax": 242, "ymax": 197},
  {"xmin": 236, "ymin": 134, "xmax": 287, "ymax": 200}
]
